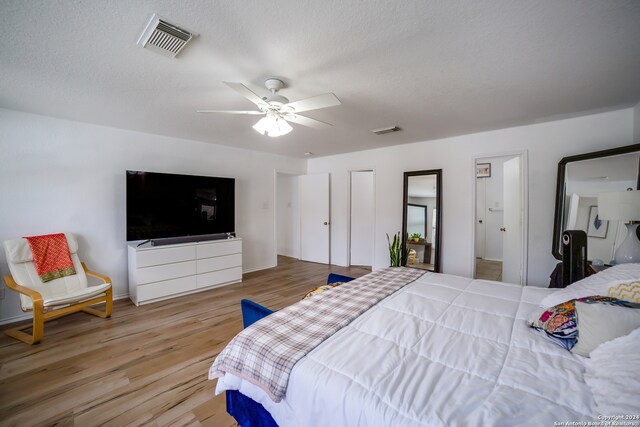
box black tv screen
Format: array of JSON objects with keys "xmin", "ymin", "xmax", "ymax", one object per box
[{"xmin": 126, "ymin": 170, "xmax": 235, "ymax": 241}]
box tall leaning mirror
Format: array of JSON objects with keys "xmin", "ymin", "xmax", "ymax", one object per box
[
  {"xmin": 402, "ymin": 169, "xmax": 442, "ymax": 272},
  {"xmin": 552, "ymin": 144, "xmax": 640, "ymax": 262}
]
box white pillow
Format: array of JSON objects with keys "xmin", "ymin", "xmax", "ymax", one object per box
[
  {"xmin": 571, "ymin": 302, "xmax": 640, "ymax": 357},
  {"xmin": 583, "ymin": 328, "xmax": 640, "ymax": 416},
  {"xmin": 540, "ymin": 263, "xmax": 640, "ymax": 308}
]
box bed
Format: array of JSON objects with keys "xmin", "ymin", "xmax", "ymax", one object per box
[{"xmin": 210, "ymin": 266, "xmax": 640, "ymax": 427}]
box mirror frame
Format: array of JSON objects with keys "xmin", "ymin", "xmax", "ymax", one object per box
[
  {"xmin": 551, "ymin": 143, "xmax": 640, "ymax": 260},
  {"xmin": 402, "ymin": 169, "xmax": 442, "ymax": 272}
]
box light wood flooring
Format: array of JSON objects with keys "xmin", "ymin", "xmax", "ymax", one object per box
[
  {"xmin": 474, "ymin": 258, "xmax": 503, "ymax": 281},
  {"xmin": 0, "ymin": 256, "xmax": 371, "ymax": 427}
]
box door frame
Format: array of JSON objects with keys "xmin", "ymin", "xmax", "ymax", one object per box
[
  {"xmin": 347, "ymin": 169, "xmax": 376, "ymax": 267},
  {"xmin": 470, "ymin": 150, "xmax": 529, "ymax": 285},
  {"xmin": 272, "ymin": 169, "xmax": 305, "ymax": 268}
]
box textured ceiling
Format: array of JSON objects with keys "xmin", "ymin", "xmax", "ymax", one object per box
[{"xmin": 1, "ymin": 0, "xmax": 639, "ymax": 158}]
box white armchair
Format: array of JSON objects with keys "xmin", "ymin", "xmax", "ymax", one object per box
[{"xmin": 3, "ymin": 233, "xmax": 112, "ymax": 344}]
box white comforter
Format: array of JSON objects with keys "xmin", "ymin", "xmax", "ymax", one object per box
[{"xmin": 216, "ymin": 272, "xmax": 596, "ymax": 426}]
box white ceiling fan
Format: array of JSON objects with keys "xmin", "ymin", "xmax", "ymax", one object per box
[{"xmin": 197, "ymin": 79, "xmax": 341, "ymax": 137}]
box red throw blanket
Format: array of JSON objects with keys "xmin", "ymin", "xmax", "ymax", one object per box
[{"xmin": 24, "ymin": 233, "xmax": 77, "ymax": 282}]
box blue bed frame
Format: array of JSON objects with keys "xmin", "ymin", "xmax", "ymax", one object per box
[{"xmin": 226, "ymin": 273, "xmax": 356, "ymax": 427}]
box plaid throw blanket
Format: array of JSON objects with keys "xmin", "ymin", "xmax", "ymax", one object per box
[
  {"xmin": 24, "ymin": 233, "xmax": 76, "ymax": 283},
  {"xmin": 209, "ymin": 267, "xmax": 425, "ymax": 402}
]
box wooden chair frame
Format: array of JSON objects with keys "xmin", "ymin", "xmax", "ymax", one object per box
[{"xmin": 3, "ymin": 263, "xmax": 112, "ymax": 345}]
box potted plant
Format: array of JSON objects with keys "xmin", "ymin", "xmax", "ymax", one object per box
[
  {"xmin": 410, "ymin": 233, "xmax": 421, "ymax": 242},
  {"xmin": 386, "ymin": 232, "xmax": 409, "ymax": 267}
]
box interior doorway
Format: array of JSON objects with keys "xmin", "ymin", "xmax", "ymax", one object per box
[
  {"xmin": 274, "ymin": 171, "xmax": 301, "ymax": 266},
  {"xmin": 474, "ymin": 153, "xmax": 528, "ymax": 284},
  {"xmin": 274, "ymin": 171, "xmax": 331, "ymax": 267},
  {"xmin": 349, "ymin": 170, "xmax": 374, "ymax": 267}
]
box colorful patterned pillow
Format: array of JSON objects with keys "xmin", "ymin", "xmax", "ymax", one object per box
[
  {"xmin": 302, "ymin": 282, "xmax": 344, "ymax": 300},
  {"xmin": 530, "ymin": 296, "xmax": 626, "ymax": 350},
  {"xmin": 608, "ymin": 281, "xmax": 640, "ymax": 303}
]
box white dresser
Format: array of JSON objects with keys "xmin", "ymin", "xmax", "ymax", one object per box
[{"xmin": 127, "ymin": 238, "xmax": 242, "ymax": 306}]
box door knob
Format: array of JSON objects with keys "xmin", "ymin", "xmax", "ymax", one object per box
[
  {"xmin": 324, "ymin": 222, "xmax": 329, "ymax": 225},
  {"xmin": 500, "ymin": 227, "xmax": 506, "ymax": 232},
  {"xmin": 478, "ymin": 220, "xmax": 483, "ymax": 224}
]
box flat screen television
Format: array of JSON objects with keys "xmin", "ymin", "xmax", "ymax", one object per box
[{"xmin": 126, "ymin": 170, "xmax": 235, "ymax": 242}]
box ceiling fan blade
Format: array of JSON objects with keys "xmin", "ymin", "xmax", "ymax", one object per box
[
  {"xmin": 197, "ymin": 110, "xmax": 264, "ymax": 115},
  {"xmin": 282, "ymin": 93, "xmax": 341, "ymax": 113},
  {"xmin": 223, "ymin": 82, "xmax": 268, "ymax": 108},
  {"xmin": 285, "ymin": 114, "xmax": 333, "ymax": 129}
]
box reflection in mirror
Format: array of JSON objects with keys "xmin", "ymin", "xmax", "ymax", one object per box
[
  {"xmin": 553, "ymin": 144, "xmax": 640, "ymax": 262},
  {"xmin": 474, "ymin": 154, "xmax": 525, "ymax": 284},
  {"xmin": 402, "ymin": 170, "xmax": 442, "ymax": 272}
]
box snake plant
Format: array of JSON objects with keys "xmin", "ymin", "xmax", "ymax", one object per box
[{"xmin": 386, "ymin": 232, "xmax": 409, "ymax": 267}]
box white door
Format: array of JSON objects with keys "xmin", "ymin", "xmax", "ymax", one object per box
[
  {"xmin": 502, "ymin": 157, "xmax": 523, "ymax": 284},
  {"xmin": 475, "ymin": 178, "xmax": 486, "ymax": 259},
  {"xmin": 300, "ymin": 173, "xmax": 330, "ymax": 264},
  {"xmin": 350, "ymin": 171, "xmax": 374, "ymax": 266}
]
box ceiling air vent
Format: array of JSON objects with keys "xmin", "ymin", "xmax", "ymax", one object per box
[
  {"xmin": 372, "ymin": 126, "xmax": 401, "ymax": 135},
  {"xmin": 138, "ymin": 14, "xmax": 196, "ymax": 58}
]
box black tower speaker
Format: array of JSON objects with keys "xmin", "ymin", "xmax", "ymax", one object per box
[{"xmin": 562, "ymin": 230, "xmax": 588, "ymax": 287}]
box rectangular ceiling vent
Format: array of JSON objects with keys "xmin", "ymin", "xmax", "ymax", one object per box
[
  {"xmin": 372, "ymin": 126, "xmax": 401, "ymax": 135},
  {"xmin": 138, "ymin": 14, "xmax": 196, "ymax": 58}
]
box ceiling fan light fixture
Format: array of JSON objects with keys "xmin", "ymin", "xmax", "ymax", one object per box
[
  {"xmin": 252, "ymin": 116, "xmax": 270, "ymax": 135},
  {"xmin": 253, "ymin": 115, "xmax": 292, "ymax": 137},
  {"xmin": 200, "ymin": 79, "xmax": 341, "ymax": 135}
]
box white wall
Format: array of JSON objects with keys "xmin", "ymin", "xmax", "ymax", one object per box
[
  {"xmin": 307, "ymin": 108, "xmax": 635, "ymax": 287},
  {"xmin": 0, "ymin": 108, "xmax": 305, "ymax": 323},
  {"xmin": 635, "ymin": 102, "xmax": 640, "ymax": 143},
  {"xmin": 350, "ymin": 171, "xmax": 374, "ymax": 266},
  {"xmin": 276, "ymin": 173, "xmax": 300, "ymax": 258}
]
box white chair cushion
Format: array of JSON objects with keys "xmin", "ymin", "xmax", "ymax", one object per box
[
  {"xmin": 3, "ymin": 234, "xmax": 91, "ymax": 311},
  {"xmin": 40, "ymin": 283, "xmax": 111, "ymax": 309}
]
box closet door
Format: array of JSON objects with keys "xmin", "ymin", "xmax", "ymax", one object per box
[
  {"xmin": 502, "ymin": 157, "xmax": 523, "ymax": 284},
  {"xmin": 299, "ymin": 173, "xmax": 330, "ymax": 264}
]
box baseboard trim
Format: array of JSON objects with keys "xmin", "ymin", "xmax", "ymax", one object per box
[
  {"xmin": 0, "ymin": 312, "xmax": 31, "ymax": 326},
  {"xmin": 242, "ymin": 264, "xmax": 275, "ymax": 274}
]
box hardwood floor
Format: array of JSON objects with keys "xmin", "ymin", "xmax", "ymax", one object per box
[
  {"xmin": 0, "ymin": 256, "xmax": 371, "ymax": 427},
  {"xmin": 474, "ymin": 258, "xmax": 503, "ymax": 281}
]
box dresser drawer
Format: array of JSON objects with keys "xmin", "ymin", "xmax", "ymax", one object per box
[
  {"xmin": 135, "ymin": 260, "xmax": 196, "ymax": 285},
  {"xmin": 197, "ymin": 240, "xmax": 242, "ymax": 259},
  {"xmin": 137, "ymin": 276, "xmax": 197, "ymax": 301},
  {"xmin": 197, "ymin": 253, "xmax": 242, "ymax": 274},
  {"xmin": 136, "ymin": 245, "xmax": 196, "ymax": 268},
  {"xmin": 196, "ymin": 266, "xmax": 242, "ymax": 289}
]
